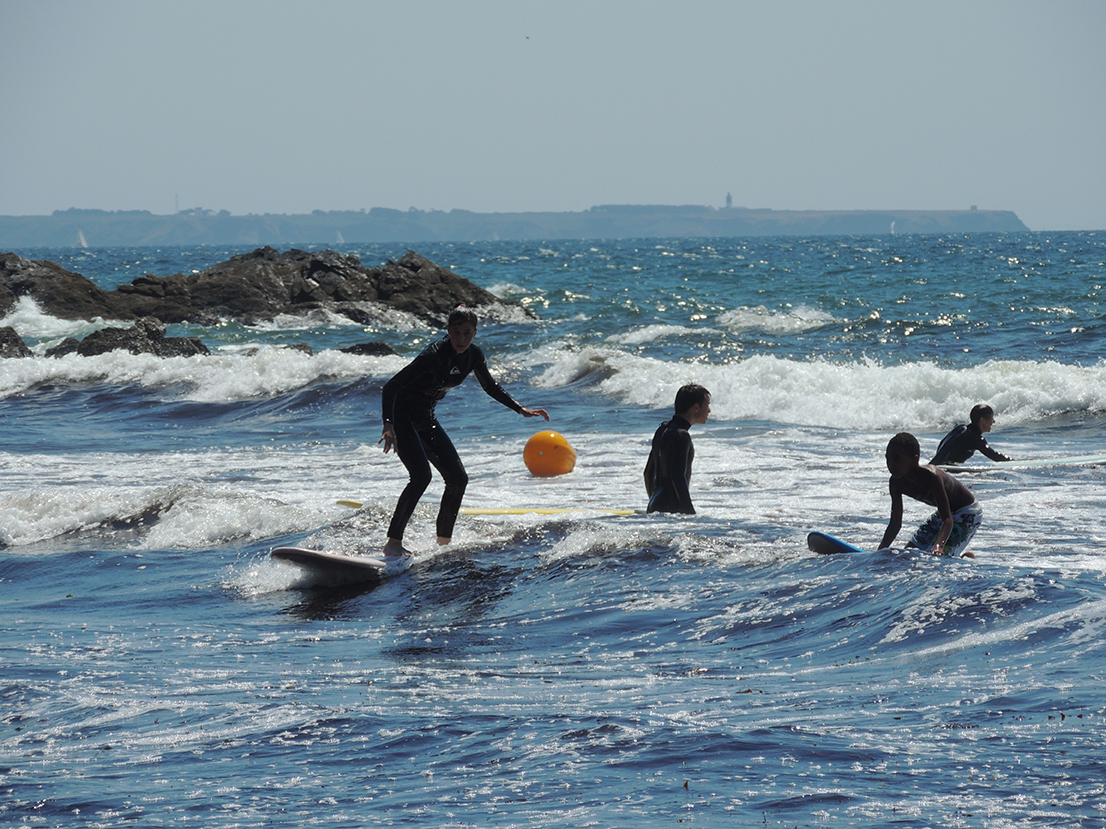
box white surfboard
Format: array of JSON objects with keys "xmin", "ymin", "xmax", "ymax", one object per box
[
  {"xmin": 271, "ymin": 546, "xmax": 389, "ymax": 584},
  {"xmin": 940, "ymin": 453, "xmax": 1106, "ymax": 474}
]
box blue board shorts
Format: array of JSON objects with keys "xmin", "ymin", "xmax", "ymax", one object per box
[{"xmin": 910, "ymin": 502, "xmax": 983, "ymax": 557}]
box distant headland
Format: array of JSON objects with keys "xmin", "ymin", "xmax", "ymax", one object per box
[{"xmin": 0, "ymin": 204, "xmax": 1029, "ymax": 248}]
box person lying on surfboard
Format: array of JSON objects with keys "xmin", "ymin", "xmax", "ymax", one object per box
[
  {"xmin": 930, "ymin": 403, "xmax": 1013, "ymax": 466},
  {"xmin": 643, "ymin": 384, "xmax": 711, "ymax": 514},
  {"xmin": 880, "ymin": 432, "xmax": 982, "ymax": 558},
  {"xmin": 378, "ymin": 305, "xmax": 550, "ymax": 557}
]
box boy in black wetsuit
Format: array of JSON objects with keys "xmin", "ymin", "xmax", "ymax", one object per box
[
  {"xmin": 379, "ymin": 306, "xmax": 549, "ymax": 557},
  {"xmin": 930, "ymin": 404, "xmax": 1012, "ymax": 466},
  {"xmin": 643, "ymin": 384, "xmax": 711, "ymax": 514}
]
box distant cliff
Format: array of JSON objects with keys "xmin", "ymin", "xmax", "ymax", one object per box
[{"xmin": 0, "ymin": 204, "xmax": 1029, "ymax": 248}]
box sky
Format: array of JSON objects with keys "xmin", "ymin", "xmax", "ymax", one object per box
[{"xmin": 2, "ymin": 0, "xmax": 1104, "ymax": 231}]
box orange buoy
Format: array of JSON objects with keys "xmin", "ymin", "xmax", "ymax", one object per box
[{"xmin": 523, "ymin": 431, "xmax": 577, "ymax": 477}]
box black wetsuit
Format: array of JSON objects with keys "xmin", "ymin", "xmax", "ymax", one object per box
[
  {"xmin": 930, "ymin": 423, "xmax": 1012, "ymax": 466},
  {"xmin": 382, "ymin": 337, "xmax": 523, "ymax": 541},
  {"xmin": 643, "ymin": 415, "xmax": 695, "ymax": 514}
]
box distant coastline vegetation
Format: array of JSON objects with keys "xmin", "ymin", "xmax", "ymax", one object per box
[{"xmin": 0, "ymin": 204, "xmax": 1029, "ymax": 248}]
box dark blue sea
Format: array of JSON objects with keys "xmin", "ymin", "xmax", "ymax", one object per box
[{"xmin": 2, "ymin": 233, "xmax": 1105, "ymax": 827}]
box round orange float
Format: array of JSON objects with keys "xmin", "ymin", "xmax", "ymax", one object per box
[{"xmin": 523, "ymin": 431, "xmax": 577, "ymax": 477}]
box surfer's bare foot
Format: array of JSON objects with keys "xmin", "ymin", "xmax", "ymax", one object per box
[
  {"xmin": 382, "ymin": 539, "xmax": 410, "ymax": 558},
  {"xmin": 436, "ymin": 536, "xmax": 451, "ymax": 546}
]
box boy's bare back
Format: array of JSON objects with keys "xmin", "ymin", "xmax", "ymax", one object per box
[{"xmin": 893, "ymin": 464, "xmax": 976, "ymax": 512}]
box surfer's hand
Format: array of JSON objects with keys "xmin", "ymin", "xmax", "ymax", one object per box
[
  {"xmin": 521, "ymin": 407, "xmax": 550, "ymax": 421},
  {"xmin": 379, "ymin": 425, "xmax": 396, "ymax": 454}
]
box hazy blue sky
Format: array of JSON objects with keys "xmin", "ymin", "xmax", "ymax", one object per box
[{"xmin": 3, "ymin": 0, "xmax": 1104, "ymax": 230}]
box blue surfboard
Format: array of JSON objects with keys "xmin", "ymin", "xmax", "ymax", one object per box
[{"xmin": 807, "ymin": 531, "xmax": 866, "ymax": 555}]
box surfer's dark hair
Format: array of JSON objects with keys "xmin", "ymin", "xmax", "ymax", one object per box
[
  {"xmin": 675, "ymin": 384, "xmax": 710, "ymax": 413},
  {"xmin": 886, "ymin": 432, "xmax": 920, "ymax": 457},
  {"xmin": 448, "ymin": 305, "xmax": 478, "ymax": 328},
  {"xmin": 969, "ymin": 404, "xmax": 994, "ymax": 426}
]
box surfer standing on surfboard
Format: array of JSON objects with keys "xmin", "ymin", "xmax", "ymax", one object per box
[
  {"xmin": 881, "ymin": 432, "xmax": 982, "ymax": 558},
  {"xmin": 378, "ymin": 305, "xmax": 550, "ymax": 557},
  {"xmin": 930, "ymin": 403, "xmax": 1013, "ymax": 466},
  {"xmin": 643, "ymin": 384, "xmax": 711, "ymax": 514}
]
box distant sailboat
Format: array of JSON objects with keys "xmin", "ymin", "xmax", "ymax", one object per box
[
  {"xmin": 77, "ymin": 228, "xmax": 89, "ymax": 248},
  {"xmin": 889, "ymin": 221, "xmax": 896, "ymax": 235},
  {"xmin": 336, "ymin": 230, "xmax": 345, "ymax": 244}
]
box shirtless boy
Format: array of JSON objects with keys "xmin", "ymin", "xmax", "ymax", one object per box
[{"xmin": 880, "ymin": 432, "xmax": 982, "ymax": 558}]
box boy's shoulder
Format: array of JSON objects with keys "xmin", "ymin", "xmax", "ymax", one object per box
[
  {"xmin": 895, "ymin": 463, "xmax": 943, "ymax": 496},
  {"xmin": 916, "ymin": 463, "xmax": 948, "ymax": 484}
]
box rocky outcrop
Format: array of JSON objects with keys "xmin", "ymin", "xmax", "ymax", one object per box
[
  {"xmin": 0, "ymin": 248, "xmax": 535, "ymax": 327},
  {"xmin": 43, "ymin": 318, "xmax": 209, "ymax": 358}
]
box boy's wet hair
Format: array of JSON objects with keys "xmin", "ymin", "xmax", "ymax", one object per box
[
  {"xmin": 448, "ymin": 305, "xmax": 479, "ymax": 328},
  {"xmin": 675, "ymin": 383, "xmax": 711, "ymax": 413},
  {"xmin": 886, "ymin": 432, "xmax": 920, "ymax": 457},
  {"xmin": 969, "ymin": 403, "xmax": 995, "ymax": 425}
]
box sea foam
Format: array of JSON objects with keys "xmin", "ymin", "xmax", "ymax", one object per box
[{"xmin": 530, "ymin": 345, "xmax": 1106, "ymax": 430}]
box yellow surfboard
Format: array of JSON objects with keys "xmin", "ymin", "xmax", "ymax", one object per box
[{"xmin": 337, "ymin": 500, "xmax": 633, "ymax": 515}]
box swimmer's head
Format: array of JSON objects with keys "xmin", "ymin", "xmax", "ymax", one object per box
[
  {"xmin": 674, "ymin": 384, "xmax": 710, "ymax": 412},
  {"xmin": 447, "ymin": 305, "xmax": 478, "ymax": 354},
  {"xmin": 675, "ymin": 384, "xmax": 711, "ymax": 425},
  {"xmin": 970, "ymin": 403, "xmax": 996, "ymax": 431},
  {"xmin": 448, "ymin": 305, "xmax": 478, "ymax": 329},
  {"xmin": 885, "ymin": 432, "xmax": 921, "ymax": 477}
]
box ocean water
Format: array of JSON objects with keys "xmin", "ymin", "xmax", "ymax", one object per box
[{"xmin": 2, "ymin": 233, "xmax": 1105, "ymax": 828}]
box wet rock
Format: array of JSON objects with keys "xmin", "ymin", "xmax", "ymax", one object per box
[
  {"xmin": 0, "ymin": 325, "xmax": 33, "ymax": 358},
  {"xmin": 340, "ymin": 341, "xmax": 398, "ymax": 356},
  {"xmin": 107, "ymin": 247, "xmax": 532, "ymax": 326},
  {"xmin": 1, "ymin": 248, "xmax": 532, "ymax": 328},
  {"xmin": 43, "ymin": 337, "xmax": 80, "ymax": 358},
  {"xmin": 0, "ymin": 252, "xmax": 119, "ymax": 320},
  {"xmin": 72, "ymin": 318, "xmax": 210, "ymax": 358}
]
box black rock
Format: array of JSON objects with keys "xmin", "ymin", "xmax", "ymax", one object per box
[
  {"xmin": 74, "ymin": 318, "xmax": 210, "ymax": 358},
  {"xmin": 102, "ymin": 247, "xmax": 534, "ymax": 326},
  {"xmin": 340, "ymin": 341, "xmax": 398, "ymax": 356},
  {"xmin": 1, "ymin": 252, "xmax": 119, "ymax": 320},
  {"xmin": 0, "ymin": 325, "xmax": 33, "ymax": 358},
  {"xmin": 44, "ymin": 337, "xmax": 81, "ymax": 358}
]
